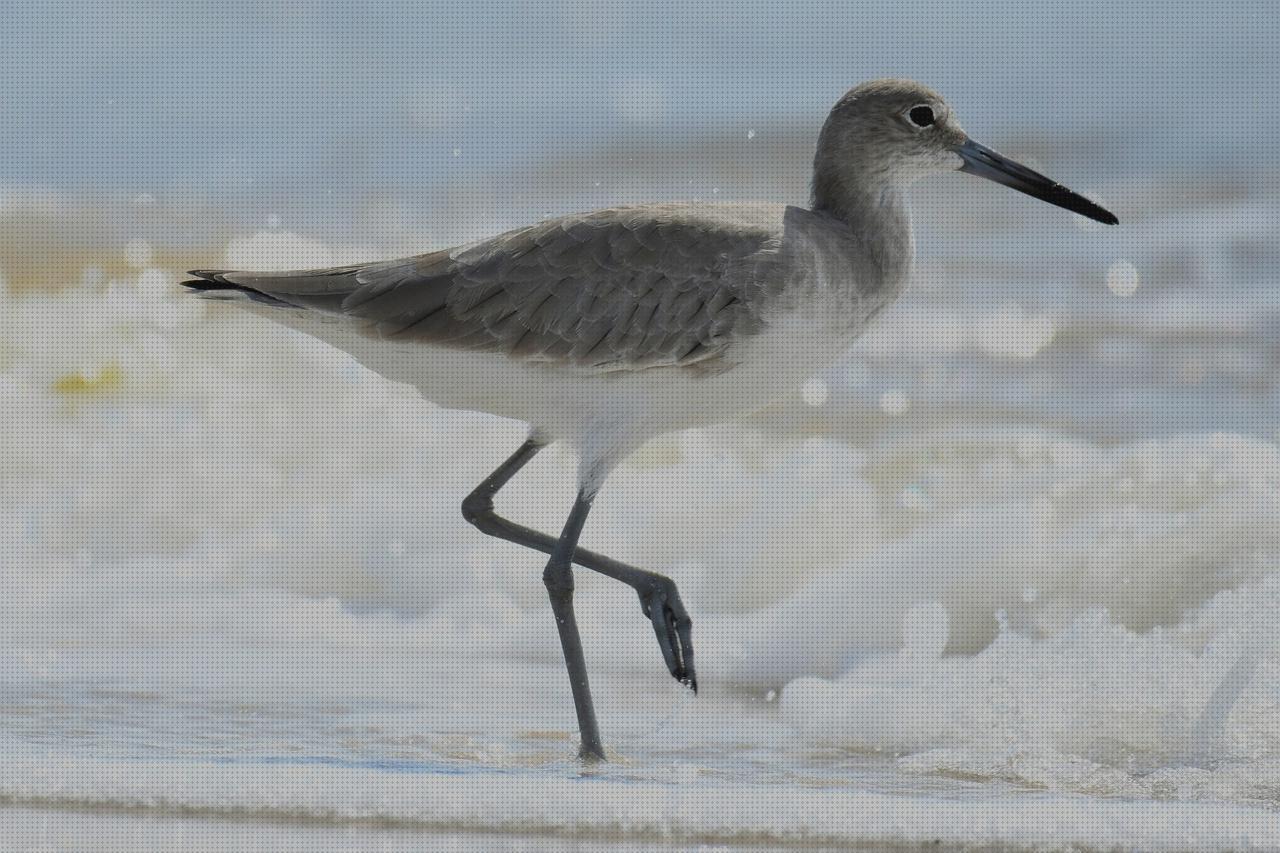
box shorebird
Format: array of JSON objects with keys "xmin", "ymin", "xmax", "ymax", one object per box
[{"xmin": 184, "ymin": 79, "xmax": 1117, "ymax": 761}]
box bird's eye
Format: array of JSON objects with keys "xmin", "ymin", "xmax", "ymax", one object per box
[{"xmin": 907, "ymin": 105, "xmax": 935, "ymax": 128}]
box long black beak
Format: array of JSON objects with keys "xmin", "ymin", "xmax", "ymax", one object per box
[{"xmin": 956, "ymin": 138, "xmax": 1118, "ymax": 225}]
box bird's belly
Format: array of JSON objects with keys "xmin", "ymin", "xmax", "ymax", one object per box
[
  {"xmin": 691, "ymin": 312, "xmax": 863, "ymax": 416},
  {"xmin": 566, "ymin": 308, "xmax": 866, "ymax": 438},
  {"xmin": 262, "ymin": 304, "xmax": 864, "ymax": 451}
]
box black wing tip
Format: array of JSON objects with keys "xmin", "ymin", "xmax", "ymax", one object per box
[
  {"xmin": 181, "ymin": 270, "xmax": 231, "ymax": 290},
  {"xmin": 180, "ymin": 270, "xmax": 292, "ymax": 307}
]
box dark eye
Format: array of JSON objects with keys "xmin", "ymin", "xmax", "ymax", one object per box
[{"xmin": 907, "ymin": 105, "xmax": 935, "ymax": 128}]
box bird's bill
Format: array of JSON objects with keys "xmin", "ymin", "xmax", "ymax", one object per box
[{"xmin": 956, "ymin": 138, "xmax": 1118, "ymax": 225}]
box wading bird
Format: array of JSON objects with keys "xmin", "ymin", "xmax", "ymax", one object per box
[{"xmin": 185, "ymin": 79, "xmax": 1117, "ymax": 761}]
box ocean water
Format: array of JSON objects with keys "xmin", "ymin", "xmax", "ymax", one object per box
[{"xmin": 1, "ymin": 147, "xmax": 1279, "ymax": 849}]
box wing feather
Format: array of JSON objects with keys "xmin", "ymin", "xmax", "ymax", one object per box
[{"xmin": 185, "ymin": 204, "xmax": 784, "ymax": 373}]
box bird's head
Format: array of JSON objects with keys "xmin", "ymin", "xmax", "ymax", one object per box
[{"xmin": 813, "ymin": 79, "xmax": 1117, "ymax": 225}]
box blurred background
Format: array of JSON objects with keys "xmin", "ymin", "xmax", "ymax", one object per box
[{"xmin": 2, "ymin": 0, "xmax": 1280, "ymax": 845}]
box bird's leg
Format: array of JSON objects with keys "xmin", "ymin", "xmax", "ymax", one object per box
[
  {"xmin": 460, "ymin": 438, "xmax": 547, "ymax": 526},
  {"xmin": 462, "ymin": 441, "xmax": 697, "ymax": 690},
  {"xmin": 543, "ymin": 491, "xmax": 604, "ymax": 761}
]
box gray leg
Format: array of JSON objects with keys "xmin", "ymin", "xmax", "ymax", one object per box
[
  {"xmin": 462, "ymin": 441, "xmax": 696, "ymax": 683},
  {"xmin": 543, "ymin": 491, "xmax": 604, "ymax": 761}
]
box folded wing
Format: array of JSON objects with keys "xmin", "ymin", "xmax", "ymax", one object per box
[{"xmin": 185, "ymin": 205, "xmax": 783, "ymax": 373}]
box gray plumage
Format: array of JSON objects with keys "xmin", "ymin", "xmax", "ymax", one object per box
[{"xmin": 187, "ymin": 204, "xmax": 790, "ymax": 374}]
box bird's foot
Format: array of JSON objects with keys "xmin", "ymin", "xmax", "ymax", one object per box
[{"xmin": 640, "ymin": 580, "xmax": 696, "ymax": 692}]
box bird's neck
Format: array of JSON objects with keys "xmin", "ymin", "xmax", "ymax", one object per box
[{"xmin": 809, "ymin": 171, "xmax": 914, "ymax": 285}]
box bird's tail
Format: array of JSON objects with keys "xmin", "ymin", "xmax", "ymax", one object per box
[
  {"xmin": 180, "ymin": 266, "xmax": 371, "ymax": 312},
  {"xmin": 181, "ymin": 270, "xmax": 293, "ymax": 307}
]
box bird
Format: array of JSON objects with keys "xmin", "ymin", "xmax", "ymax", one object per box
[{"xmin": 183, "ymin": 79, "xmax": 1118, "ymax": 762}]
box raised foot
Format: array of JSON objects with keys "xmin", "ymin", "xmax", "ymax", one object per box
[{"xmin": 641, "ymin": 580, "xmax": 697, "ymax": 692}]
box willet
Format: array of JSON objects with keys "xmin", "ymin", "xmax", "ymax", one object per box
[{"xmin": 184, "ymin": 79, "xmax": 1117, "ymax": 761}]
